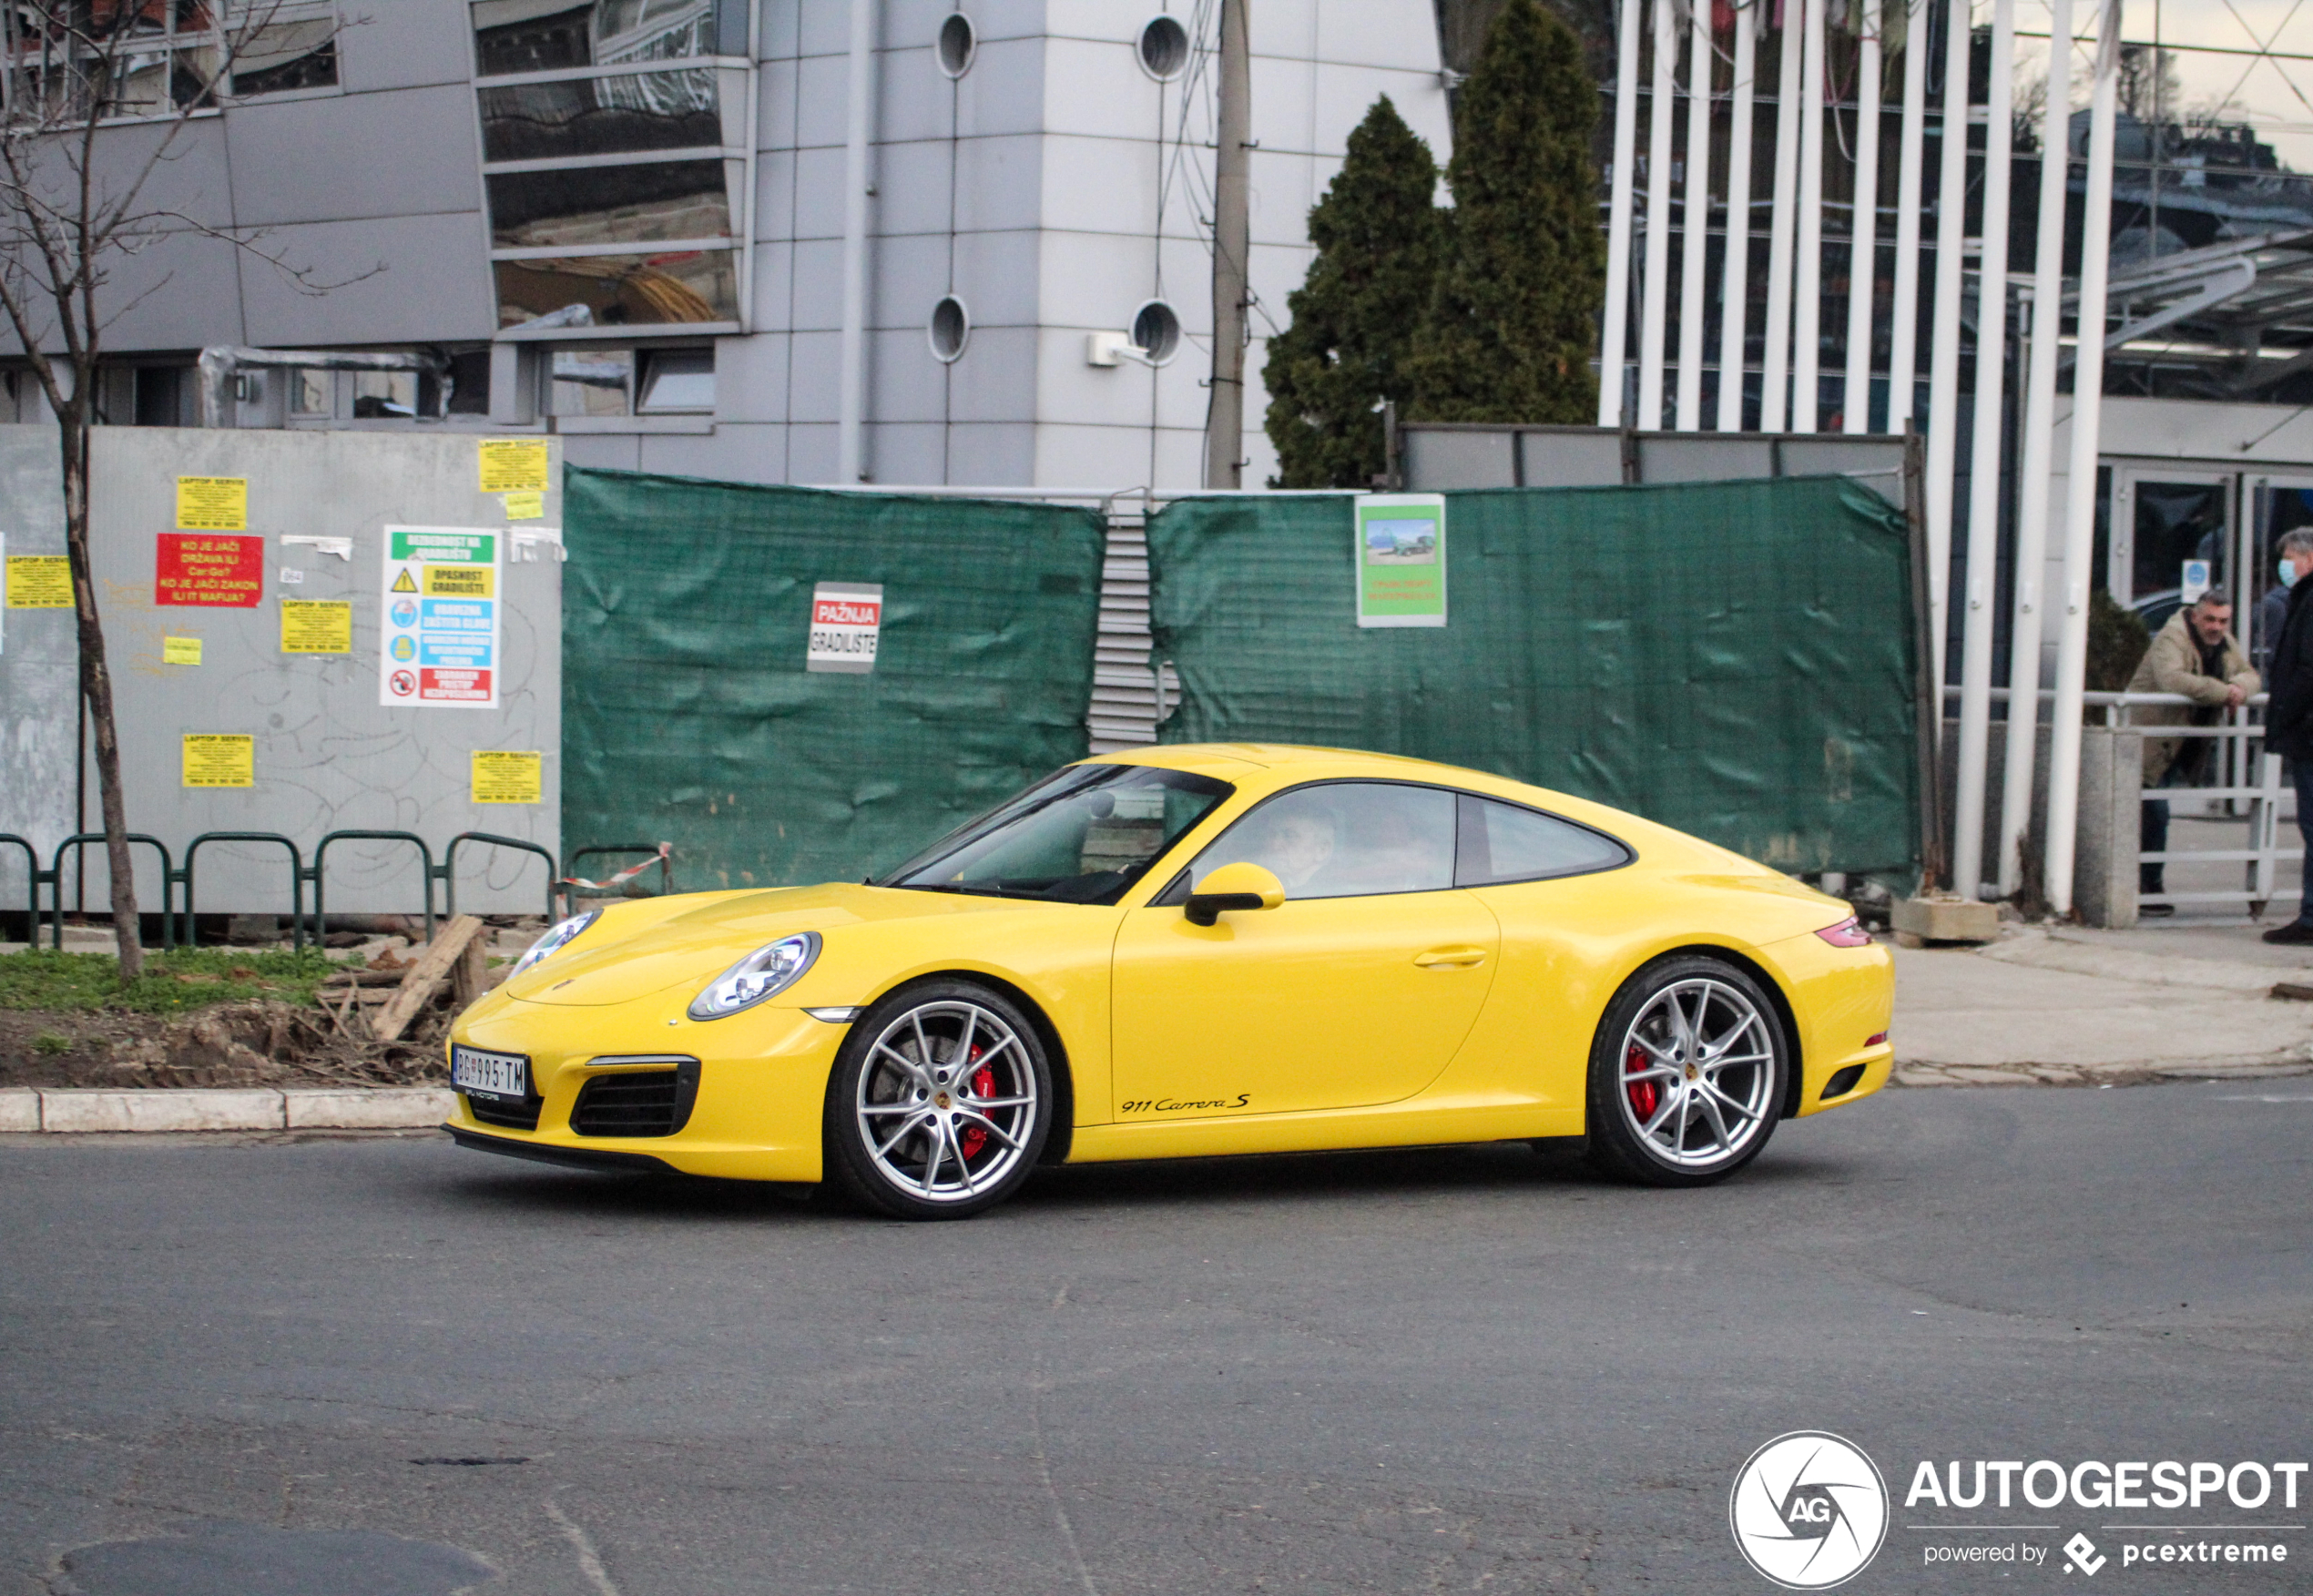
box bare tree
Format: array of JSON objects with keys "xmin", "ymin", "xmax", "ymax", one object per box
[{"xmin": 0, "ymin": 0, "xmax": 348, "ymax": 978}]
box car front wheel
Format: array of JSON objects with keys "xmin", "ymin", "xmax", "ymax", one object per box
[
  {"xmin": 823, "ymin": 981, "xmax": 1053, "ymax": 1219},
  {"xmin": 1584, "ymin": 955, "xmax": 1788, "ymax": 1186}
]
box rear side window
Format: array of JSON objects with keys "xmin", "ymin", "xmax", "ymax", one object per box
[{"xmin": 1453, "ymin": 794, "xmax": 1630, "ymax": 886}]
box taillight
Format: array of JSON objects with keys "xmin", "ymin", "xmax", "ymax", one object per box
[
  {"xmin": 1815, "ymin": 916, "xmax": 1872, "ymax": 948},
  {"xmin": 1866, "ymin": 1031, "xmax": 1889, "ymax": 1047}
]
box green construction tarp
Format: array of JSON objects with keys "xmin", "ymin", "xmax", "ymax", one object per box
[
  {"xmin": 563, "ymin": 469, "xmax": 1106, "ymax": 890},
  {"xmin": 1147, "ymin": 477, "xmax": 1920, "ymax": 876}
]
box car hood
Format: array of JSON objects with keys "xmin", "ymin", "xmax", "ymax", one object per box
[{"xmin": 503, "ymin": 882, "xmax": 1063, "ymax": 1006}]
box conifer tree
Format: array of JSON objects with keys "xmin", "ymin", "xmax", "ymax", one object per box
[
  {"xmin": 1405, "ymin": 0, "xmax": 1605, "ymax": 423},
  {"xmin": 1262, "ymin": 97, "xmax": 1442, "ymax": 488}
]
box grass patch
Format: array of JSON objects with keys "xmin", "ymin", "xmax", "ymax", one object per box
[
  {"xmin": 31, "ymin": 1032, "xmax": 72, "ymax": 1055},
  {"xmin": 0, "ymin": 947, "xmax": 353, "ymax": 1014}
]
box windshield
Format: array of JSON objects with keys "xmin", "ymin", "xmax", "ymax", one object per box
[{"xmin": 877, "ymin": 763, "xmax": 1235, "ymax": 904}]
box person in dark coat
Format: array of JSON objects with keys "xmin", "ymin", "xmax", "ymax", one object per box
[{"xmin": 2262, "ymin": 528, "xmax": 2313, "ymax": 942}]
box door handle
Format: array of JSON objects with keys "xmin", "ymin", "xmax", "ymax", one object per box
[{"xmin": 1413, "ymin": 946, "xmax": 1487, "ymax": 969}]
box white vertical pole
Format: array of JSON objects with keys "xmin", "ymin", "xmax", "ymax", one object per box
[
  {"xmin": 2045, "ymin": 0, "xmax": 2123, "ymax": 916},
  {"xmin": 1639, "ymin": 0, "xmax": 1678, "ymax": 430},
  {"xmin": 1951, "ymin": 0, "xmax": 2016, "ymax": 902},
  {"xmin": 1600, "ymin": 0, "xmax": 1643, "ymax": 426},
  {"xmin": 1761, "ymin": 1, "xmax": 1802, "ymax": 432},
  {"xmin": 1717, "ymin": 2, "xmax": 1759, "ymax": 431},
  {"xmin": 1925, "ymin": 0, "xmax": 1972, "ymax": 701},
  {"xmin": 1676, "ymin": 0, "xmax": 1714, "ymax": 430},
  {"xmin": 1887, "ymin": 0, "xmax": 1930, "ymax": 432},
  {"xmin": 837, "ymin": 0, "xmax": 881, "ymax": 483},
  {"xmin": 1996, "ymin": 0, "xmax": 2074, "ymax": 898},
  {"xmin": 1841, "ymin": 4, "xmax": 1883, "ymax": 432},
  {"xmin": 1793, "ymin": 0, "xmax": 1828, "ymax": 432}
]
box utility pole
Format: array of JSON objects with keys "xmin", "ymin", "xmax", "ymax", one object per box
[{"xmin": 1205, "ymin": 0, "xmax": 1250, "ymax": 489}]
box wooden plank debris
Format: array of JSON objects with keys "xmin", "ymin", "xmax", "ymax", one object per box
[{"xmin": 371, "ymin": 916, "xmax": 488, "ymax": 1042}]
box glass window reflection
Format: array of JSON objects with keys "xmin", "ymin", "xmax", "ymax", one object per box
[
  {"xmin": 495, "ymin": 249, "xmax": 738, "ymax": 327},
  {"xmin": 477, "ymin": 69, "xmax": 718, "ymax": 161},
  {"xmin": 486, "ymin": 159, "xmax": 728, "ymax": 249},
  {"xmin": 550, "ymin": 349, "xmax": 632, "ymax": 415},
  {"xmin": 472, "ymin": 0, "xmax": 722, "ymax": 76}
]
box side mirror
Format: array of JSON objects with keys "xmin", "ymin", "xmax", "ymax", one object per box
[{"xmin": 1183, "ymin": 862, "xmax": 1286, "ymax": 927}]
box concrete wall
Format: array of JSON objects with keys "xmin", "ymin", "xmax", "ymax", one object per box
[
  {"xmin": 2, "ymin": 427, "xmax": 562, "ymax": 919},
  {"xmin": 0, "ymin": 434, "xmax": 74, "ymax": 911}
]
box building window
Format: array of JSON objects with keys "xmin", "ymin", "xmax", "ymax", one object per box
[
  {"xmin": 0, "ymin": 2, "xmax": 340, "ymax": 121},
  {"xmin": 352, "ymin": 371, "xmax": 417, "ymax": 418},
  {"xmin": 545, "ymin": 344, "xmax": 713, "ymax": 415},
  {"xmin": 291, "ymin": 369, "xmax": 331, "ymax": 414},
  {"xmin": 550, "ymin": 348, "xmax": 635, "ymax": 415},
  {"xmin": 470, "ymin": 0, "xmax": 749, "ymax": 335},
  {"xmin": 637, "ymin": 346, "xmax": 712, "ymax": 411}
]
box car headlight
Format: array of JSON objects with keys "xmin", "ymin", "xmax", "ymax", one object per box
[
  {"xmin": 688, "ymin": 932, "xmax": 820, "ymax": 1021},
  {"xmin": 512, "ymin": 909, "xmax": 601, "ymax": 978}
]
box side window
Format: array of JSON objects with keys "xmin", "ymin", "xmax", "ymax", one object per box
[
  {"xmin": 1454, "ymin": 794, "xmax": 1630, "ymax": 885},
  {"xmin": 1191, "ymin": 783, "xmax": 1456, "ymax": 900}
]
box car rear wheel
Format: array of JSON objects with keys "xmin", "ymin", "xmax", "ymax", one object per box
[
  {"xmin": 1584, "ymin": 955, "xmax": 1787, "ymax": 1187},
  {"xmin": 823, "ymin": 981, "xmax": 1053, "ymax": 1220}
]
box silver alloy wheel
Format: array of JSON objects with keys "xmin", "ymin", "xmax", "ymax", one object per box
[
  {"xmin": 855, "ymin": 999, "xmax": 1039, "ymax": 1204},
  {"xmin": 1614, "ymin": 977, "xmax": 1778, "ymax": 1169}
]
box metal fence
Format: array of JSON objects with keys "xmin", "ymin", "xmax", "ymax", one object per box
[
  {"xmin": 0, "ymin": 829, "xmax": 585, "ymax": 950},
  {"xmin": 1958, "ymin": 687, "xmax": 2297, "ymax": 917}
]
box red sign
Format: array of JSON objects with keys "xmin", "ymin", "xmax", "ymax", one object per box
[
  {"xmin": 419, "ymin": 666, "xmax": 493, "ymax": 703},
  {"xmin": 156, "ymin": 533, "xmax": 263, "ymax": 607},
  {"xmin": 813, "ymin": 595, "xmax": 880, "ymax": 626}
]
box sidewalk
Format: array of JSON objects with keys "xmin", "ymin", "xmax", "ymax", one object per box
[{"xmin": 1892, "ymin": 923, "xmax": 2313, "ymax": 1086}]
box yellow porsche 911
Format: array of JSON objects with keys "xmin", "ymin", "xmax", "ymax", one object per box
[{"xmin": 445, "ymin": 746, "xmax": 1893, "ymax": 1219}]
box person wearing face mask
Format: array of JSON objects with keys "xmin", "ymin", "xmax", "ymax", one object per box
[
  {"xmin": 2127, "ymin": 586, "xmax": 2260, "ymax": 914},
  {"xmin": 2261, "ymin": 529, "xmax": 2313, "ymax": 942},
  {"xmin": 2257, "ymin": 550, "xmax": 2300, "ymax": 677}
]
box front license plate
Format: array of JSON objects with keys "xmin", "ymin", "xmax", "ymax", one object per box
[{"xmin": 453, "ymin": 1045, "xmax": 528, "ymax": 1101}]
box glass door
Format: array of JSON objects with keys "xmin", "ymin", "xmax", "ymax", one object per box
[
  {"xmin": 2111, "ymin": 469, "xmax": 2237, "ymax": 628},
  {"xmin": 2249, "ymin": 477, "xmax": 2313, "ymax": 674}
]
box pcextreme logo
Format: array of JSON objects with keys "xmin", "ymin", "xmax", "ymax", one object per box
[{"xmin": 1729, "ymin": 1431, "xmax": 1890, "ymax": 1589}]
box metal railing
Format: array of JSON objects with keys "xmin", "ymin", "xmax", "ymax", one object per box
[
  {"xmin": 0, "ymin": 828, "xmax": 586, "ymax": 950},
  {"xmin": 1948, "ymin": 686, "xmax": 2295, "ymax": 915}
]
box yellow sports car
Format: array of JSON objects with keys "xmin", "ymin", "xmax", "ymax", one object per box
[{"xmin": 446, "ymin": 746, "xmax": 1893, "ymax": 1218}]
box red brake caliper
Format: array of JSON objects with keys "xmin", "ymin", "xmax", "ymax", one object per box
[
  {"xmin": 959, "ymin": 1048, "xmax": 994, "ymax": 1160},
  {"xmin": 1625, "ymin": 1043, "xmax": 1658, "ymax": 1121}
]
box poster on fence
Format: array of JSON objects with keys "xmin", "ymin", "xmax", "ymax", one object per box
[{"xmin": 379, "ymin": 525, "xmax": 500, "ymax": 708}]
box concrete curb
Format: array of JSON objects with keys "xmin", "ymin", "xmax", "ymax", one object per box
[{"xmin": 0, "ymin": 1086, "xmax": 452, "ymax": 1133}]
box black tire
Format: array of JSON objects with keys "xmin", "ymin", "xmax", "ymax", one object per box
[
  {"xmin": 1584, "ymin": 954, "xmax": 1788, "ymax": 1187},
  {"xmin": 822, "ymin": 979, "xmax": 1054, "ymax": 1220}
]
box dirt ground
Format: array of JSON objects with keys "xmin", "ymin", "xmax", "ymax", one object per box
[{"xmin": 0, "ymin": 1003, "xmax": 452, "ymax": 1091}]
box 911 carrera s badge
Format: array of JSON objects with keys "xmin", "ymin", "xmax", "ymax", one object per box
[{"xmin": 1729, "ymin": 1431, "xmax": 1888, "ymax": 1588}]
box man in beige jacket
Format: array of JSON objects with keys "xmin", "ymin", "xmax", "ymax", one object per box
[{"xmin": 2126, "ymin": 586, "xmax": 2261, "ymax": 913}]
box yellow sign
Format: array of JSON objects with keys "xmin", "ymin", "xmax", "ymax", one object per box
[
  {"xmin": 503, "ymin": 490, "xmax": 545, "ymax": 521},
  {"xmin": 472, "ymin": 750, "xmax": 543, "ymax": 805},
  {"xmin": 162, "ymin": 635, "xmax": 202, "ymax": 666},
  {"xmin": 5, "ymin": 554, "xmax": 71, "ymax": 607},
  {"xmin": 182, "ymin": 733, "xmax": 254, "ymax": 788},
  {"xmin": 391, "ymin": 567, "xmax": 418, "ymax": 593},
  {"xmin": 478, "ymin": 439, "xmax": 550, "ymax": 494},
  {"xmin": 424, "ymin": 564, "xmax": 495, "ymax": 597},
  {"xmin": 175, "ymin": 476, "xmax": 248, "ymax": 531},
  {"xmin": 280, "ymin": 599, "xmax": 352, "ymax": 654}
]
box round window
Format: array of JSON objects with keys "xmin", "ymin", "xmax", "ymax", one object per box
[
  {"xmin": 1131, "ymin": 300, "xmax": 1181, "ymax": 364},
  {"xmin": 936, "ymin": 12, "xmax": 976, "ymax": 77},
  {"xmin": 929, "ymin": 295, "xmax": 971, "ymax": 362},
  {"xmin": 1136, "ymin": 15, "xmax": 1189, "ymax": 81}
]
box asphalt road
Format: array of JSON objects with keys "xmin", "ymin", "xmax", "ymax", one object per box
[{"xmin": 4, "ymin": 1082, "xmax": 2308, "ymax": 1595}]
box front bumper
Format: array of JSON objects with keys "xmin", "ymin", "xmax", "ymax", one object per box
[{"xmin": 443, "ymin": 989, "xmax": 847, "ymax": 1183}]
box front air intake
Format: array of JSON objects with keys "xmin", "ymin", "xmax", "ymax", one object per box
[{"xmin": 569, "ymin": 1058, "xmax": 701, "ymax": 1138}]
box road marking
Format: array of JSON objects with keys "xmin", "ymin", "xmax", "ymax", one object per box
[{"xmin": 545, "ymin": 1499, "xmax": 622, "ymax": 1596}]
